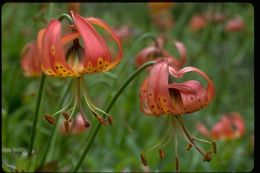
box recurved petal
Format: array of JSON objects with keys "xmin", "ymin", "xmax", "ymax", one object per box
[
  {"xmin": 20, "ymin": 42, "xmax": 42, "ymax": 76},
  {"xmin": 146, "ymin": 59, "xmax": 166, "ymax": 115},
  {"xmin": 139, "ymin": 78, "xmax": 153, "ymax": 115},
  {"xmin": 162, "ymin": 41, "xmax": 187, "ymax": 68},
  {"xmin": 135, "ymin": 46, "xmax": 160, "ymax": 67},
  {"xmin": 42, "ymin": 19, "xmax": 76, "ymax": 77},
  {"xmin": 87, "ymin": 17, "xmax": 123, "ymax": 71},
  {"xmin": 71, "ymin": 11, "xmax": 112, "ymax": 73},
  {"xmin": 230, "ymin": 112, "xmax": 245, "ymax": 138},
  {"xmin": 169, "ymin": 66, "xmax": 215, "ymax": 104},
  {"xmin": 169, "ymin": 80, "xmax": 208, "ymax": 114},
  {"xmin": 155, "ymin": 60, "xmax": 174, "ymax": 114}
]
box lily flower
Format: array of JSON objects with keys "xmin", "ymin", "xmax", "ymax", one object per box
[
  {"xmin": 139, "ymin": 58, "xmax": 215, "ymax": 171},
  {"xmin": 42, "ymin": 11, "xmax": 121, "ymax": 130},
  {"xmin": 148, "ymin": 2, "xmax": 174, "ymax": 14},
  {"xmin": 113, "ymin": 25, "xmax": 135, "ymax": 43},
  {"xmin": 148, "ymin": 3, "xmax": 174, "ymax": 31},
  {"xmin": 196, "ymin": 112, "xmax": 245, "ymax": 141},
  {"xmin": 189, "ymin": 15, "xmax": 207, "ymax": 32},
  {"xmin": 135, "ymin": 36, "xmax": 186, "ymax": 69},
  {"xmin": 20, "ymin": 41, "xmax": 42, "ymax": 77},
  {"xmin": 37, "ymin": 11, "xmax": 122, "ymax": 77},
  {"xmin": 140, "ymin": 58, "xmax": 214, "ymax": 115},
  {"xmin": 225, "ymin": 16, "xmax": 245, "ymax": 32}
]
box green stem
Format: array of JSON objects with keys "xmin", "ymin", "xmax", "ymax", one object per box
[
  {"xmin": 73, "ymin": 61, "xmax": 156, "ymax": 172},
  {"xmin": 39, "ymin": 79, "xmax": 73, "ymax": 167},
  {"xmin": 27, "ymin": 74, "xmax": 46, "ymax": 158},
  {"xmin": 57, "ymin": 13, "xmax": 74, "ymax": 25}
]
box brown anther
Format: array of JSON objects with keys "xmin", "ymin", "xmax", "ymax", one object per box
[
  {"xmin": 203, "ymin": 151, "xmax": 212, "ymax": 162},
  {"xmin": 108, "ymin": 115, "xmax": 113, "ymax": 125},
  {"xmin": 159, "ymin": 149, "xmax": 165, "ymax": 159},
  {"xmin": 64, "ymin": 120, "xmax": 70, "ymax": 134},
  {"xmin": 212, "ymin": 142, "xmax": 217, "ymax": 154},
  {"xmin": 84, "ymin": 121, "xmax": 91, "ymax": 128},
  {"xmin": 62, "ymin": 112, "xmax": 70, "ymax": 120},
  {"xmin": 175, "ymin": 156, "xmax": 179, "ymax": 172},
  {"xmin": 44, "ymin": 115, "xmax": 55, "ymax": 125},
  {"xmin": 95, "ymin": 114, "xmax": 107, "ymax": 125},
  {"xmin": 140, "ymin": 152, "xmax": 148, "ymax": 166}
]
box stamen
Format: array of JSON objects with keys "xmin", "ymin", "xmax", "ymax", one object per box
[
  {"xmin": 44, "ymin": 115, "xmax": 55, "ymax": 125},
  {"xmin": 62, "ymin": 112, "xmax": 70, "ymax": 120},
  {"xmin": 108, "ymin": 115, "xmax": 113, "ymax": 125},
  {"xmin": 140, "ymin": 152, "xmax": 148, "ymax": 166},
  {"xmin": 64, "ymin": 120, "xmax": 70, "ymax": 133},
  {"xmin": 148, "ymin": 118, "xmax": 172, "ymax": 152},
  {"xmin": 159, "ymin": 149, "xmax": 165, "ymax": 159},
  {"xmin": 175, "ymin": 115, "xmax": 208, "ymax": 158},
  {"xmin": 81, "ymin": 79, "xmax": 110, "ymax": 123},
  {"xmin": 93, "ymin": 112, "xmax": 107, "ymax": 125},
  {"xmin": 203, "ymin": 151, "xmax": 212, "ymax": 162}
]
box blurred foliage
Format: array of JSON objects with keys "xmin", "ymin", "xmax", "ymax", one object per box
[{"xmin": 2, "ymin": 3, "xmax": 254, "ymax": 172}]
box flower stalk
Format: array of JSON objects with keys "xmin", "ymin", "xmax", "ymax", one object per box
[
  {"xmin": 27, "ymin": 74, "xmax": 46, "ymax": 158},
  {"xmin": 73, "ymin": 61, "xmax": 156, "ymax": 172}
]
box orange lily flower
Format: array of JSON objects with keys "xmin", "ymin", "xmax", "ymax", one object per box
[
  {"xmin": 148, "ymin": 2, "xmax": 174, "ymax": 14},
  {"xmin": 148, "ymin": 3, "xmax": 174, "ymax": 31},
  {"xmin": 196, "ymin": 112, "xmax": 245, "ymax": 141},
  {"xmin": 113, "ymin": 25, "xmax": 135, "ymax": 43},
  {"xmin": 189, "ymin": 15, "xmax": 207, "ymax": 32},
  {"xmin": 135, "ymin": 36, "xmax": 186, "ymax": 69},
  {"xmin": 140, "ymin": 58, "xmax": 214, "ymax": 116},
  {"xmin": 20, "ymin": 41, "xmax": 42, "ymax": 77},
  {"xmin": 225, "ymin": 16, "xmax": 245, "ymax": 32},
  {"xmin": 37, "ymin": 11, "xmax": 122, "ymax": 77},
  {"xmin": 138, "ymin": 58, "xmax": 215, "ymax": 170}
]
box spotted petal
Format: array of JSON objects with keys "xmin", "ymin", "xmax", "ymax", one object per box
[
  {"xmin": 71, "ymin": 11, "xmax": 113, "ymax": 74},
  {"xmin": 41, "ymin": 19, "xmax": 77, "ymax": 77}
]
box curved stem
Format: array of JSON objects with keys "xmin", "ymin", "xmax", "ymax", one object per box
[
  {"xmin": 73, "ymin": 61, "xmax": 156, "ymax": 172},
  {"xmin": 58, "ymin": 13, "xmax": 74, "ymax": 25},
  {"xmin": 27, "ymin": 74, "xmax": 46, "ymax": 158}
]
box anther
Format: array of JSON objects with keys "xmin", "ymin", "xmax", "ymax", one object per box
[
  {"xmin": 62, "ymin": 112, "xmax": 70, "ymax": 120},
  {"xmin": 108, "ymin": 115, "xmax": 113, "ymax": 125},
  {"xmin": 203, "ymin": 151, "xmax": 212, "ymax": 162},
  {"xmin": 159, "ymin": 149, "xmax": 165, "ymax": 159},
  {"xmin": 64, "ymin": 120, "xmax": 70, "ymax": 134},
  {"xmin": 140, "ymin": 152, "xmax": 148, "ymax": 166},
  {"xmin": 93, "ymin": 112, "xmax": 107, "ymax": 125},
  {"xmin": 84, "ymin": 121, "xmax": 91, "ymax": 128},
  {"xmin": 45, "ymin": 115, "xmax": 55, "ymax": 125}
]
